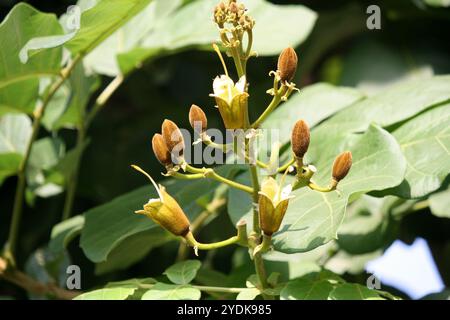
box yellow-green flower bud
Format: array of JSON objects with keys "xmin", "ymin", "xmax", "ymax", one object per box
[
  {"xmin": 132, "ymin": 165, "xmax": 191, "ymax": 237},
  {"xmin": 258, "ymin": 177, "xmax": 292, "ymax": 236},
  {"xmin": 210, "ymin": 75, "xmax": 248, "ymax": 129}
]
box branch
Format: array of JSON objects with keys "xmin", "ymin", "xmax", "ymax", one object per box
[{"xmin": 0, "ymin": 258, "xmax": 80, "ymax": 300}]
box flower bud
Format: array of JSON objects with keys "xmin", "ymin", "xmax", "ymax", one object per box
[
  {"xmin": 162, "ymin": 119, "xmax": 185, "ymax": 159},
  {"xmin": 332, "ymin": 151, "xmax": 352, "ymax": 182},
  {"xmin": 189, "ymin": 104, "xmax": 208, "ymax": 133},
  {"xmin": 152, "ymin": 134, "xmax": 172, "ymax": 167},
  {"xmin": 133, "ymin": 165, "xmax": 191, "ymax": 237},
  {"xmin": 258, "ymin": 178, "xmax": 292, "ymax": 236},
  {"xmin": 291, "ymin": 119, "xmax": 310, "ymax": 159},
  {"xmin": 210, "ymin": 75, "xmax": 248, "ymax": 129},
  {"xmin": 277, "ymin": 47, "xmax": 298, "ymax": 83}
]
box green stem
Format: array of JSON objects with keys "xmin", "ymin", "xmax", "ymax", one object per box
[
  {"xmin": 4, "ymin": 55, "xmax": 81, "ymax": 262},
  {"xmin": 185, "ymin": 164, "xmax": 253, "ymax": 194},
  {"xmin": 249, "ymin": 164, "xmax": 260, "ymax": 233},
  {"xmin": 308, "ymin": 181, "xmax": 336, "ymax": 193},
  {"xmin": 251, "ymin": 94, "xmax": 282, "ymax": 128},
  {"xmin": 184, "ymin": 220, "xmax": 247, "ymax": 253},
  {"xmin": 277, "ymin": 158, "xmax": 295, "ymax": 173},
  {"xmin": 61, "ymin": 127, "xmax": 85, "ymax": 221},
  {"xmin": 230, "ymin": 46, "xmax": 245, "ymax": 78}
]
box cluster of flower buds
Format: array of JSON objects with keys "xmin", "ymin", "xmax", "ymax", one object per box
[
  {"xmin": 152, "ymin": 120, "xmax": 185, "ymax": 169},
  {"xmin": 290, "ymin": 119, "xmax": 353, "ymax": 192},
  {"xmin": 213, "ymin": 0, "xmax": 254, "ymax": 31}
]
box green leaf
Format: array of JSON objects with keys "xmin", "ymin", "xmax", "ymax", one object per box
[
  {"xmin": 42, "ymin": 64, "xmax": 99, "ymax": 130},
  {"xmin": 74, "ymin": 287, "xmax": 137, "ymax": 300},
  {"xmin": 280, "ymin": 275, "xmax": 335, "ymax": 300},
  {"xmin": 80, "ymin": 170, "xmax": 234, "ymax": 263},
  {"xmin": 0, "ymin": 4, "xmax": 64, "ymax": 114},
  {"xmin": 49, "ymin": 215, "xmax": 85, "ymax": 255},
  {"xmin": 95, "ymin": 229, "xmax": 172, "ymax": 275},
  {"xmin": 423, "ymin": 0, "xmax": 450, "ymax": 7},
  {"xmin": 337, "ymin": 195, "xmax": 398, "ymax": 254},
  {"xmin": 273, "ymin": 125, "xmax": 405, "ymax": 254},
  {"xmin": 261, "ymin": 83, "xmax": 364, "ymax": 148},
  {"xmin": 329, "ymin": 283, "xmax": 384, "ymax": 300},
  {"xmin": 118, "ymin": 0, "xmax": 317, "ymax": 75},
  {"xmin": 429, "ymin": 187, "xmax": 450, "ymax": 218},
  {"xmin": 236, "ymin": 288, "xmax": 261, "ymax": 300},
  {"xmin": 0, "ymin": 114, "xmax": 32, "ymax": 155},
  {"xmin": 389, "ymin": 103, "xmax": 450, "ymax": 198},
  {"xmin": 0, "ymin": 153, "xmax": 22, "ymax": 185},
  {"xmin": 65, "ymin": 0, "xmax": 152, "ymax": 56},
  {"xmin": 0, "ymin": 114, "xmax": 32, "ymax": 184},
  {"xmin": 317, "ymin": 76, "xmax": 450, "ymax": 134},
  {"xmin": 164, "ymin": 260, "xmax": 202, "ymax": 285},
  {"xmin": 141, "ymin": 283, "xmax": 201, "ymax": 300},
  {"xmin": 84, "ymin": 0, "xmax": 183, "ymax": 76}
]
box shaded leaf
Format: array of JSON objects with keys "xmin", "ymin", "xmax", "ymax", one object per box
[
  {"xmin": 164, "ymin": 260, "xmax": 202, "ymax": 285},
  {"xmin": 141, "ymin": 283, "xmax": 201, "ymax": 300},
  {"xmin": 329, "ymin": 283, "xmax": 384, "ymax": 300},
  {"xmin": 389, "ymin": 103, "xmax": 450, "ymax": 198},
  {"xmin": 74, "ymin": 287, "xmax": 136, "ymax": 300}
]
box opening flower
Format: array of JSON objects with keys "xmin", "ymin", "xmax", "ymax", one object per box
[
  {"xmin": 210, "ymin": 75, "xmax": 249, "ymax": 129},
  {"xmin": 132, "ymin": 165, "xmax": 190, "ymax": 237},
  {"xmin": 258, "ymin": 177, "xmax": 293, "ymax": 236}
]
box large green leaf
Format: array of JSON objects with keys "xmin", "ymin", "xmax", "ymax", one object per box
[
  {"xmin": 65, "ymin": 0, "xmax": 152, "ymax": 56},
  {"xmin": 164, "ymin": 260, "xmax": 202, "ymax": 285},
  {"xmin": 117, "ymin": 0, "xmax": 317, "ymax": 75},
  {"xmin": 388, "ymin": 103, "xmax": 450, "ymax": 198},
  {"xmin": 315, "ymin": 76, "xmax": 450, "ymax": 134},
  {"xmin": 84, "ymin": 0, "xmax": 183, "ymax": 76},
  {"xmin": 273, "ymin": 125, "xmax": 405, "ymax": 253},
  {"xmin": 0, "ymin": 4, "xmax": 64, "ymax": 115},
  {"xmin": 337, "ymin": 195, "xmax": 398, "ymax": 254},
  {"xmin": 95, "ymin": 229, "xmax": 172, "ymax": 275},
  {"xmin": 141, "ymin": 283, "xmax": 201, "ymax": 300},
  {"xmin": 260, "ymin": 83, "xmax": 364, "ymax": 150}
]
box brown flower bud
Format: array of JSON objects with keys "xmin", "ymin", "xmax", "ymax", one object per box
[
  {"xmin": 152, "ymin": 134, "xmax": 172, "ymax": 167},
  {"xmin": 332, "ymin": 151, "xmax": 352, "ymax": 182},
  {"xmin": 277, "ymin": 47, "xmax": 298, "ymax": 83},
  {"xmin": 189, "ymin": 104, "xmax": 207, "ymax": 133},
  {"xmin": 291, "ymin": 119, "xmax": 310, "ymax": 159},
  {"xmin": 162, "ymin": 119, "xmax": 185, "ymax": 158}
]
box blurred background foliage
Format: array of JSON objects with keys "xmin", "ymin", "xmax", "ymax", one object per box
[{"xmin": 0, "ymin": 0, "xmax": 449, "ymax": 299}]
